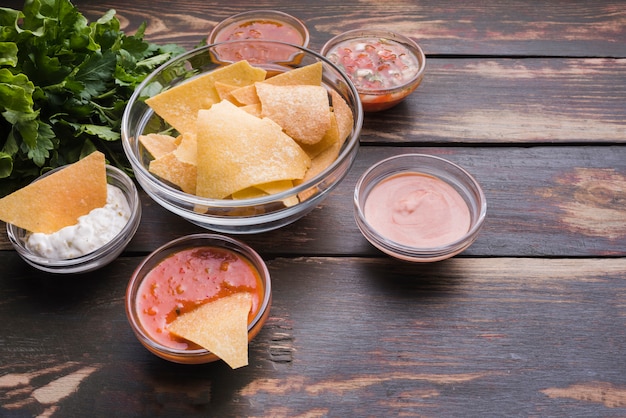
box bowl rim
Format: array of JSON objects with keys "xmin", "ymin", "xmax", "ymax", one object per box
[
  {"xmin": 125, "ymin": 233, "xmax": 272, "ymax": 358},
  {"xmin": 353, "ymin": 153, "xmax": 487, "ymax": 260},
  {"xmin": 208, "ymin": 9, "xmax": 310, "ymax": 48},
  {"xmin": 6, "ymin": 164, "xmax": 142, "ymax": 271},
  {"xmin": 121, "ymin": 40, "xmax": 363, "ymax": 210},
  {"xmin": 320, "ymin": 28, "xmax": 427, "ymax": 96}
]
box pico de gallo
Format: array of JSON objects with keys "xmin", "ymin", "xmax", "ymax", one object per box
[{"xmin": 323, "ymin": 34, "xmax": 424, "ymax": 111}]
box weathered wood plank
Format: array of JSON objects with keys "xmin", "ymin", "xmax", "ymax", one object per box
[
  {"xmin": 3, "ymin": 0, "xmax": 626, "ymax": 56},
  {"xmin": 1, "ymin": 254, "xmax": 625, "ymax": 416},
  {"xmin": 365, "ymin": 58, "xmax": 626, "ymax": 145},
  {"xmin": 2, "ymin": 146, "xmax": 625, "ymax": 257}
]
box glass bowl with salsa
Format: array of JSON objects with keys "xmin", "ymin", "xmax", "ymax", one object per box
[
  {"xmin": 7, "ymin": 165, "xmax": 142, "ymax": 274},
  {"xmin": 208, "ymin": 10, "xmax": 310, "ymax": 62},
  {"xmin": 121, "ymin": 41, "xmax": 362, "ymax": 234},
  {"xmin": 125, "ymin": 234, "xmax": 272, "ymax": 365},
  {"xmin": 354, "ymin": 154, "xmax": 486, "ymax": 262},
  {"xmin": 321, "ymin": 29, "xmax": 426, "ymax": 112}
]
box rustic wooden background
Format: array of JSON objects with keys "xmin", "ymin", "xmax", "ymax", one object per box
[{"xmin": 1, "ymin": 0, "xmax": 626, "ymax": 416}]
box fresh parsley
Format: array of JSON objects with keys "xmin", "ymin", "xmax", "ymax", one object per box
[{"xmin": 0, "ymin": 0, "xmax": 185, "ymax": 196}]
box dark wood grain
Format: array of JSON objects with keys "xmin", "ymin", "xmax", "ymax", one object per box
[
  {"xmin": 3, "ymin": 146, "xmax": 625, "ymax": 256},
  {"xmin": 2, "ymin": 1, "xmax": 626, "ymax": 416},
  {"xmin": 4, "ymin": 0, "xmax": 626, "ymax": 55},
  {"xmin": 1, "ymin": 252, "xmax": 626, "ymax": 416}
]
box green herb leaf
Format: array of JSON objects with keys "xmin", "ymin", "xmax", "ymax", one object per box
[{"xmin": 0, "ymin": 0, "xmax": 186, "ymax": 196}]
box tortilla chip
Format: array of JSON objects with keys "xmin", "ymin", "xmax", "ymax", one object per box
[
  {"xmin": 0, "ymin": 151, "xmax": 107, "ymax": 234},
  {"xmin": 139, "ymin": 133, "xmax": 178, "ymax": 159},
  {"xmin": 214, "ymin": 81, "xmax": 240, "ymax": 103},
  {"xmin": 264, "ymin": 62, "xmax": 323, "ymax": 86},
  {"xmin": 149, "ymin": 152, "xmax": 197, "ymax": 194},
  {"xmin": 195, "ymin": 100, "xmax": 310, "ymax": 199},
  {"xmin": 300, "ymin": 139, "xmax": 341, "ymax": 184},
  {"xmin": 329, "ymin": 89, "xmax": 354, "ymax": 144},
  {"xmin": 256, "ymin": 83, "xmax": 331, "ymax": 145},
  {"xmin": 146, "ymin": 61, "xmax": 267, "ymax": 134},
  {"xmin": 230, "ymin": 84, "xmax": 260, "ymax": 106},
  {"xmin": 168, "ymin": 293, "xmax": 253, "ymax": 369},
  {"xmin": 299, "ymin": 112, "xmax": 340, "ymax": 159},
  {"xmin": 174, "ymin": 132, "xmax": 197, "ymax": 165},
  {"xmin": 231, "ymin": 187, "xmax": 268, "ymax": 200},
  {"xmin": 240, "ymin": 103, "xmax": 262, "ymax": 118}
]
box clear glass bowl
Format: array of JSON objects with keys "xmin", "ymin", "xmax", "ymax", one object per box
[
  {"xmin": 208, "ymin": 10, "xmax": 310, "ymax": 50},
  {"xmin": 354, "ymin": 154, "xmax": 486, "ymax": 262},
  {"xmin": 125, "ymin": 233, "xmax": 272, "ymax": 364},
  {"xmin": 121, "ymin": 41, "xmax": 363, "ymax": 234},
  {"xmin": 321, "ymin": 29, "xmax": 426, "ymax": 112},
  {"xmin": 7, "ymin": 165, "xmax": 142, "ymax": 274}
]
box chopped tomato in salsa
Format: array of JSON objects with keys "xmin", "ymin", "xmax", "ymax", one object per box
[
  {"xmin": 136, "ymin": 246, "xmax": 263, "ymax": 350},
  {"xmin": 325, "ymin": 37, "xmax": 420, "ymax": 91},
  {"xmin": 214, "ymin": 19, "xmax": 304, "ymax": 45}
]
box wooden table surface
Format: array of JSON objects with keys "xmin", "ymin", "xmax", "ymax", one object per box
[{"xmin": 2, "ymin": 1, "xmax": 626, "ymax": 416}]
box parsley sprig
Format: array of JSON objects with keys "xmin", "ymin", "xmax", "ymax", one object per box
[{"xmin": 0, "ymin": 0, "xmax": 185, "ymax": 196}]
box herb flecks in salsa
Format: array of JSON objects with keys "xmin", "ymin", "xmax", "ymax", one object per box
[{"xmin": 326, "ymin": 37, "xmax": 420, "ymax": 91}]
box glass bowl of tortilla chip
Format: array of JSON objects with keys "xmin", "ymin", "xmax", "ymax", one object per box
[{"xmin": 121, "ymin": 41, "xmax": 362, "ymax": 234}]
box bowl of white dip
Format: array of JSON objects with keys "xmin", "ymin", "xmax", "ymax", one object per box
[{"xmin": 6, "ymin": 165, "xmax": 142, "ymax": 274}]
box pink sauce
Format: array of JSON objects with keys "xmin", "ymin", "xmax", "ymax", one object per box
[{"xmin": 364, "ymin": 172, "xmax": 471, "ymax": 248}]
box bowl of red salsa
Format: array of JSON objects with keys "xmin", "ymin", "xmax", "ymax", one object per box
[
  {"xmin": 321, "ymin": 29, "xmax": 426, "ymax": 112},
  {"xmin": 125, "ymin": 234, "xmax": 271, "ymax": 364},
  {"xmin": 208, "ymin": 10, "xmax": 310, "ymax": 62}
]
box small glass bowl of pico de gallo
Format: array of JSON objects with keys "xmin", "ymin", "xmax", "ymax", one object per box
[{"xmin": 321, "ymin": 29, "xmax": 426, "ymax": 112}]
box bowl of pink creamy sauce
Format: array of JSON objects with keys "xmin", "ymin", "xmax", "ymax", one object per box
[{"xmin": 354, "ymin": 154, "xmax": 486, "ymax": 262}]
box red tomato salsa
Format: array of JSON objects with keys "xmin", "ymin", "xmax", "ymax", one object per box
[
  {"xmin": 213, "ymin": 19, "xmax": 304, "ymax": 45},
  {"xmin": 324, "ymin": 37, "xmax": 421, "ymax": 91},
  {"xmin": 136, "ymin": 246, "xmax": 263, "ymax": 350}
]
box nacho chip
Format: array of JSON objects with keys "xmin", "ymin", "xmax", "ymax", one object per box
[
  {"xmin": 139, "ymin": 133, "xmax": 178, "ymax": 159},
  {"xmin": 214, "ymin": 81, "xmax": 240, "ymax": 103},
  {"xmin": 0, "ymin": 151, "xmax": 107, "ymax": 234},
  {"xmin": 148, "ymin": 132, "xmax": 198, "ymax": 194},
  {"xmin": 231, "ymin": 186, "xmax": 268, "ymax": 200},
  {"xmin": 149, "ymin": 152, "xmax": 197, "ymax": 194},
  {"xmin": 146, "ymin": 61, "xmax": 267, "ymax": 134},
  {"xmin": 174, "ymin": 132, "xmax": 198, "ymax": 165},
  {"xmin": 240, "ymin": 103, "xmax": 262, "ymax": 118},
  {"xmin": 329, "ymin": 89, "xmax": 354, "ymax": 144},
  {"xmin": 264, "ymin": 62, "xmax": 323, "ymax": 86},
  {"xmin": 299, "ymin": 112, "xmax": 340, "ymax": 159},
  {"xmin": 195, "ymin": 100, "xmax": 310, "ymax": 199},
  {"xmin": 256, "ymin": 83, "xmax": 331, "ymax": 145},
  {"xmin": 168, "ymin": 292, "xmax": 253, "ymax": 369},
  {"xmin": 230, "ymin": 84, "xmax": 260, "ymax": 106}
]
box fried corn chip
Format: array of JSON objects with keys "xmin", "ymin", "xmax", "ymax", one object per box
[
  {"xmin": 0, "ymin": 151, "xmax": 107, "ymax": 234},
  {"xmin": 196, "ymin": 100, "xmax": 310, "ymax": 199},
  {"xmin": 146, "ymin": 61, "xmax": 267, "ymax": 134},
  {"xmin": 300, "ymin": 112, "xmax": 340, "ymax": 159},
  {"xmin": 264, "ymin": 62, "xmax": 323, "ymax": 86},
  {"xmin": 148, "ymin": 133, "xmax": 198, "ymax": 194},
  {"xmin": 214, "ymin": 81, "xmax": 240, "ymax": 103},
  {"xmin": 329, "ymin": 89, "xmax": 354, "ymax": 144},
  {"xmin": 139, "ymin": 133, "xmax": 178, "ymax": 159},
  {"xmin": 256, "ymin": 83, "xmax": 331, "ymax": 145},
  {"xmin": 168, "ymin": 292, "xmax": 253, "ymax": 369},
  {"xmin": 230, "ymin": 84, "xmax": 260, "ymax": 105}
]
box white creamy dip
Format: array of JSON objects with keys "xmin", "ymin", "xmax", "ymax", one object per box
[{"xmin": 26, "ymin": 184, "xmax": 131, "ymax": 259}]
